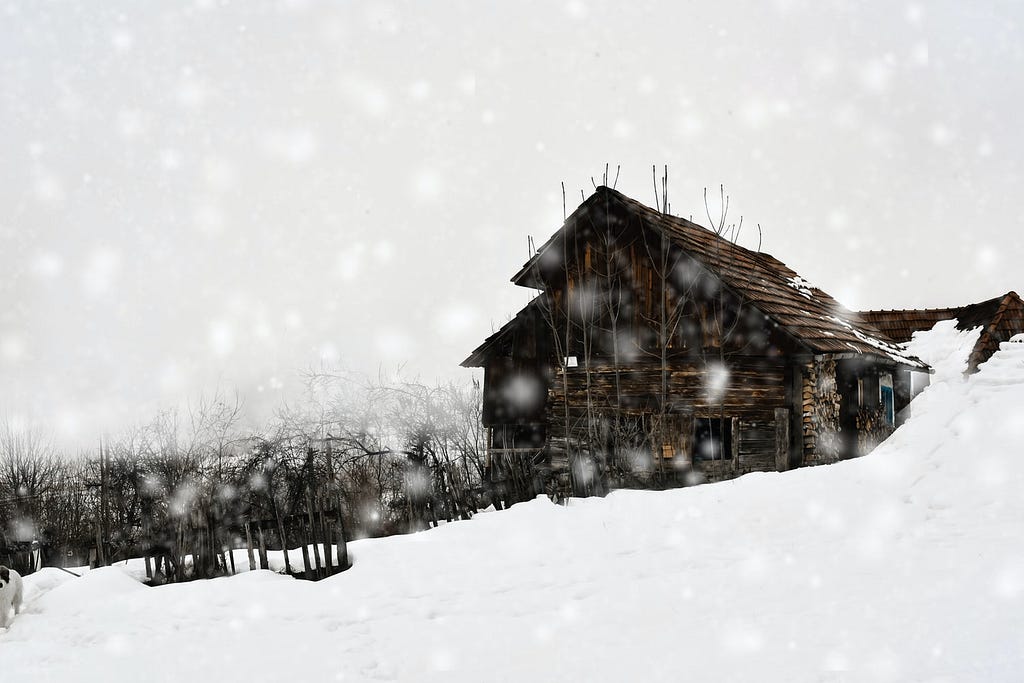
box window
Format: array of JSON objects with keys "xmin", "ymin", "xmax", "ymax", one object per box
[
  {"xmin": 879, "ymin": 374, "xmax": 895, "ymax": 426},
  {"xmin": 694, "ymin": 417, "xmax": 732, "ymax": 461}
]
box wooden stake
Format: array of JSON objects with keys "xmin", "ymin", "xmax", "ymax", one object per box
[
  {"xmin": 775, "ymin": 407, "xmax": 791, "ymax": 472},
  {"xmin": 306, "ymin": 489, "xmax": 321, "ymax": 577},
  {"xmin": 94, "ymin": 521, "xmax": 105, "ymax": 568},
  {"xmin": 321, "ymin": 509, "xmax": 333, "ymax": 577},
  {"xmin": 275, "ymin": 514, "xmax": 292, "ymax": 575},
  {"xmin": 245, "ymin": 522, "xmax": 256, "ymax": 571},
  {"xmin": 257, "ymin": 523, "xmax": 269, "ymax": 570},
  {"xmin": 731, "ymin": 416, "xmax": 740, "ymax": 473},
  {"xmin": 335, "ymin": 507, "xmax": 349, "ymax": 571},
  {"xmin": 299, "ymin": 522, "xmax": 313, "ymax": 580}
]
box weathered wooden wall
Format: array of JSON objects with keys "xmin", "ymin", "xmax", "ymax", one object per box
[
  {"xmin": 548, "ymin": 357, "xmax": 788, "ymax": 420},
  {"xmin": 536, "ymin": 356, "xmax": 796, "ymax": 490}
]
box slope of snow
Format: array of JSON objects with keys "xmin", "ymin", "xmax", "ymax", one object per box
[
  {"xmin": 3, "ymin": 340, "xmax": 1024, "ymax": 681},
  {"xmin": 904, "ymin": 318, "xmax": 983, "ymax": 383}
]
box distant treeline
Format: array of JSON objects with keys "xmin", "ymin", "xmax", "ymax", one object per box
[{"xmin": 0, "ymin": 371, "xmax": 491, "ymax": 576}]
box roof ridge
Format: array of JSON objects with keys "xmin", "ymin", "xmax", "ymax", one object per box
[
  {"xmin": 859, "ymin": 305, "xmax": 960, "ymax": 315},
  {"xmin": 602, "ymin": 185, "xmax": 771, "ymax": 259},
  {"xmin": 858, "ymin": 291, "xmax": 1014, "ymax": 315}
]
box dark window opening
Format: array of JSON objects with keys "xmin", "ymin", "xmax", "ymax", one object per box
[
  {"xmin": 694, "ymin": 417, "xmax": 732, "ymax": 461},
  {"xmin": 491, "ymin": 424, "xmax": 546, "ymax": 451}
]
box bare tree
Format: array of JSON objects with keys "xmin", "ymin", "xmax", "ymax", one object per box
[{"xmin": 0, "ymin": 418, "xmax": 61, "ymax": 540}]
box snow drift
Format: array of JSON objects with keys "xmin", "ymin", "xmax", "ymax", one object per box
[{"xmin": 2, "ymin": 337, "xmax": 1023, "ymax": 682}]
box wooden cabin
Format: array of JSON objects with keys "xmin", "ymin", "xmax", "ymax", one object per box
[
  {"xmin": 858, "ymin": 291, "xmax": 1024, "ymax": 373},
  {"xmin": 462, "ymin": 187, "xmax": 929, "ymax": 499}
]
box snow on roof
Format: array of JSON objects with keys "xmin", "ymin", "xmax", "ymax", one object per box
[
  {"xmin": 825, "ymin": 315, "xmax": 929, "ymax": 369},
  {"xmin": 786, "ymin": 276, "xmax": 814, "ymax": 300}
]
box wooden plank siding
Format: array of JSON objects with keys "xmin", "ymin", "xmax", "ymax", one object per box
[
  {"xmin": 538, "ymin": 357, "xmax": 798, "ymax": 486},
  {"xmin": 547, "ymin": 357, "xmax": 788, "ymax": 420}
]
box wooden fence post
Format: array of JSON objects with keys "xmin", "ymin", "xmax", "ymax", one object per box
[
  {"xmin": 257, "ymin": 523, "xmax": 269, "ymax": 570},
  {"xmin": 775, "ymin": 407, "xmax": 790, "ymax": 472},
  {"xmin": 321, "ymin": 510, "xmax": 333, "ymax": 577},
  {"xmin": 275, "ymin": 514, "xmax": 292, "ymax": 575},
  {"xmin": 305, "ymin": 490, "xmax": 322, "ymax": 577},
  {"xmin": 245, "ymin": 522, "xmax": 256, "ymax": 571},
  {"xmin": 335, "ymin": 508, "xmax": 349, "ymax": 571},
  {"xmin": 299, "ymin": 526, "xmax": 313, "ymax": 580},
  {"xmin": 94, "ymin": 521, "xmax": 105, "ymax": 567},
  {"xmin": 143, "ymin": 516, "xmax": 153, "ymax": 579},
  {"xmin": 730, "ymin": 417, "xmax": 740, "ymax": 473}
]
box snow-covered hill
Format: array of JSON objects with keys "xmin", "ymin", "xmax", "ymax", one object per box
[{"xmin": 3, "ymin": 336, "xmax": 1023, "ymax": 682}]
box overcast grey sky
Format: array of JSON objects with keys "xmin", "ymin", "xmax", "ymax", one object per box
[{"xmin": 2, "ymin": 0, "xmax": 1022, "ymax": 444}]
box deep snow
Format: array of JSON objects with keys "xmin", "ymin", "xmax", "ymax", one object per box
[
  {"xmin": 2, "ymin": 336, "xmax": 1023, "ymax": 682},
  {"xmin": 903, "ymin": 319, "xmax": 983, "ymax": 383}
]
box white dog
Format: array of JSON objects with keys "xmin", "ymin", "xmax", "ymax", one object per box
[{"xmin": 0, "ymin": 565, "xmax": 24, "ymax": 629}]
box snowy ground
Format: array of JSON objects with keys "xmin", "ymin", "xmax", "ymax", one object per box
[{"xmin": 2, "ymin": 335, "xmax": 1024, "ymax": 682}]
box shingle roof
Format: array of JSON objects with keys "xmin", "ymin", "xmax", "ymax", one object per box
[
  {"xmin": 499, "ymin": 187, "xmax": 926, "ymax": 369},
  {"xmin": 857, "ymin": 291, "xmax": 1024, "ymax": 371}
]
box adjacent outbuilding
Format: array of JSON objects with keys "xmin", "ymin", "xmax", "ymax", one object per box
[{"xmin": 857, "ymin": 291, "xmax": 1024, "ymax": 374}]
